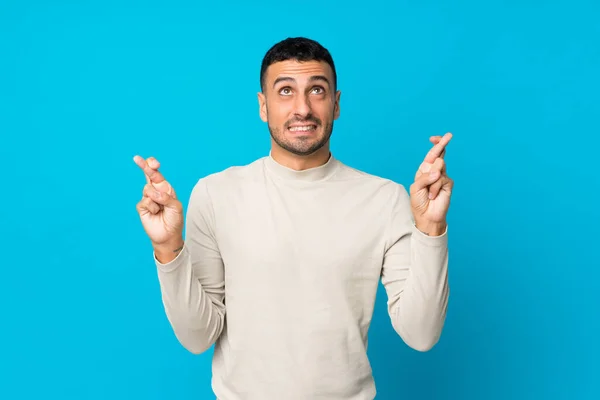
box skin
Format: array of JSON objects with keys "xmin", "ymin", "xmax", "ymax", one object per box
[
  {"xmin": 133, "ymin": 155, "xmax": 184, "ymax": 263},
  {"xmin": 257, "ymin": 59, "xmax": 341, "ymax": 171},
  {"xmin": 133, "ymin": 60, "xmax": 454, "ymax": 263},
  {"xmin": 410, "ymin": 132, "xmax": 454, "ymax": 236}
]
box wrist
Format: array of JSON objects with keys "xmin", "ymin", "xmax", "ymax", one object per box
[
  {"xmin": 153, "ymin": 236, "xmax": 185, "ymax": 264},
  {"xmin": 414, "ymin": 221, "xmax": 447, "ymax": 236}
]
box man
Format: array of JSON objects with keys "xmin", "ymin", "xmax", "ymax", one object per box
[{"xmin": 134, "ymin": 37, "xmax": 453, "ymax": 400}]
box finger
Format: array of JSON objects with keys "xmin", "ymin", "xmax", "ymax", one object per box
[
  {"xmin": 133, "ymin": 155, "xmax": 166, "ymax": 184},
  {"xmin": 134, "ymin": 156, "xmax": 176, "ymax": 198},
  {"xmin": 137, "ymin": 196, "xmax": 161, "ymax": 215},
  {"xmin": 167, "ymin": 185, "xmax": 175, "ymax": 198},
  {"xmin": 153, "ymin": 182, "xmax": 176, "ymax": 198},
  {"xmin": 411, "ymin": 166, "xmax": 441, "ymax": 194},
  {"xmin": 142, "ymin": 183, "xmax": 156, "ymax": 198},
  {"xmin": 424, "ymin": 132, "xmax": 452, "ymax": 164},
  {"xmin": 415, "ymin": 159, "xmax": 434, "ymax": 181},
  {"xmin": 429, "ymin": 178, "xmax": 444, "ymax": 200},
  {"xmin": 442, "ymin": 177, "xmax": 454, "ymax": 196},
  {"xmin": 144, "ymin": 183, "xmax": 175, "ymax": 200},
  {"xmin": 428, "ymin": 136, "xmax": 447, "ymax": 159},
  {"xmin": 427, "ymin": 158, "xmax": 446, "ymax": 199},
  {"xmin": 430, "ymin": 176, "xmax": 452, "ymax": 200},
  {"xmin": 146, "ymin": 157, "xmax": 161, "ymax": 170},
  {"xmin": 148, "ymin": 188, "xmax": 182, "ymax": 211},
  {"xmin": 435, "ymin": 156, "xmax": 446, "ymax": 174},
  {"xmin": 425, "ymin": 133, "xmax": 451, "ymax": 162}
]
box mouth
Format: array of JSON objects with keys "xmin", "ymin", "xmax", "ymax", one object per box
[{"xmin": 287, "ymin": 124, "xmax": 318, "ymax": 133}]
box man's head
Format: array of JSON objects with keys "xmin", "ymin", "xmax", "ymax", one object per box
[{"xmin": 258, "ymin": 37, "xmax": 340, "ymax": 159}]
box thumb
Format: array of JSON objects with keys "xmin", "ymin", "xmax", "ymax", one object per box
[
  {"xmin": 151, "ymin": 180, "xmax": 176, "ymax": 198},
  {"xmin": 410, "ymin": 169, "xmax": 440, "ymax": 194},
  {"xmin": 149, "ymin": 189, "xmax": 181, "ymax": 211}
]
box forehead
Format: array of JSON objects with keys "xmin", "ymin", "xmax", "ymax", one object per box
[{"xmin": 265, "ymin": 59, "xmax": 334, "ymax": 86}]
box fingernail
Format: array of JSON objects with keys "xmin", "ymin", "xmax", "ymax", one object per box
[{"xmin": 429, "ymin": 192, "xmax": 435, "ymax": 199}]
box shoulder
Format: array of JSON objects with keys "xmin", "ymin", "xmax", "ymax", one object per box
[
  {"xmin": 189, "ymin": 156, "xmax": 267, "ymax": 197},
  {"xmin": 334, "ymin": 158, "xmax": 409, "ymax": 200}
]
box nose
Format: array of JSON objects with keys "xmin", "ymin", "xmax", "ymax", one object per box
[{"xmin": 293, "ymin": 94, "xmax": 312, "ymax": 118}]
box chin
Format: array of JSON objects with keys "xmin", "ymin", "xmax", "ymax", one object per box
[
  {"xmin": 287, "ymin": 138, "xmax": 328, "ymax": 156},
  {"xmin": 269, "ymin": 123, "xmax": 332, "ymax": 156}
]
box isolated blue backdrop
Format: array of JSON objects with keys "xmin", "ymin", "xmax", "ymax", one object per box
[{"xmin": 1, "ymin": 0, "xmax": 598, "ymax": 399}]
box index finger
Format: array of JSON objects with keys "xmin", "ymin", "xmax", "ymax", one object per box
[
  {"xmin": 133, "ymin": 155, "xmax": 166, "ymax": 184},
  {"xmin": 424, "ymin": 132, "xmax": 452, "ymax": 163}
]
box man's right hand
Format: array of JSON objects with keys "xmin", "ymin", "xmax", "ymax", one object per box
[{"xmin": 134, "ymin": 155, "xmax": 184, "ymax": 263}]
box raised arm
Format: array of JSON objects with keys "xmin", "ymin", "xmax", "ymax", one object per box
[
  {"xmin": 380, "ymin": 133, "xmax": 454, "ymax": 351},
  {"xmin": 380, "ymin": 184, "xmax": 449, "ymax": 352},
  {"xmin": 134, "ymin": 155, "xmax": 225, "ymax": 354}
]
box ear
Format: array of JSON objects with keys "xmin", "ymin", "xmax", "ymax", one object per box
[
  {"xmin": 333, "ymin": 90, "xmax": 341, "ymax": 120},
  {"xmin": 257, "ymin": 92, "xmax": 268, "ymax": 122}
]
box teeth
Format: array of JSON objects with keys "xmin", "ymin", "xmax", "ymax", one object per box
[{"xmin": 289, "ymin": 126, "xmax": 315, "ymax": 132}]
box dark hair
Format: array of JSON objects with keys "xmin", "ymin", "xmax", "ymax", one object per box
[{"xmin": 260, "ymin": 37, "xmax": 337, "ymax": 92}]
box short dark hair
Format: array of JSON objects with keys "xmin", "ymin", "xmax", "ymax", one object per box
[{"xmin": 260, "ymin": 37, "xmax": 337, "ymax": 92}]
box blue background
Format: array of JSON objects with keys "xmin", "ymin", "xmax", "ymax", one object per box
[{"xmin": 1, "ymin": 0, "xmax": 598, "ymax": 399}]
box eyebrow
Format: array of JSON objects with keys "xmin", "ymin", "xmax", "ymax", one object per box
[{"xmin": 273, "ymin": 75, "xmax": 331, "ymax": 88}]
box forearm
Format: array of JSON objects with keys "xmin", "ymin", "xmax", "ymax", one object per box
[
  {"xmin": 155, "ymin": 244, "xmax": 225, "ymax": 354},
  {"xmin": 390, "ymin": 225, "xmax": 449, "ymax": 351}
]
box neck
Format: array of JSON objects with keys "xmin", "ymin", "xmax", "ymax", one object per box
[
  {"xmin": 270, "ymin": 144, "xmax": 331, "ymax": 171},
  {"xmin": 265, "ymin": 144, "xmax": 339, "ymax": 183}
]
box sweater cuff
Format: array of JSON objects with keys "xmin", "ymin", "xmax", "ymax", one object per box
[
  {"xmin": 411, "ymin": 223, "xmax": 448, "ymax": 247},
  {"xmin": 154, "ymin": 243, "xmax": 189, "ymax": 272}
]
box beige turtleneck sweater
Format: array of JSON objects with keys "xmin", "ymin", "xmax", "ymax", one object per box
[{"xmin": 154, "ymin": 153, "xmax": 449, "ymax": 400}]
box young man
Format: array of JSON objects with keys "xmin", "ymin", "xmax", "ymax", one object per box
[{"xmin": 134, "ymin": 37, "xmax": 453, "ymax": 400}]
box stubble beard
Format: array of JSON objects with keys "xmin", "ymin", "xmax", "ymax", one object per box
[{"xmin": 268, "ymin": 116, "xmax": 334, "ymax": 157}]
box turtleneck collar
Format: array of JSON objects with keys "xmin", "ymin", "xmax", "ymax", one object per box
[{"xmin": 264, "ymin": 151, "xmax": 340, "ymax": 182}]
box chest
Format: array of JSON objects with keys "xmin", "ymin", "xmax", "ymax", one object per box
[{"xmin": 212, "ymin": 182, "xmax": 387, "ymax": 291}]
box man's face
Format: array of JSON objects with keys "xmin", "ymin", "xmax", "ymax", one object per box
[{"xmin": 258, "ymin": 59, "xmax": 341, "ymax": 157}]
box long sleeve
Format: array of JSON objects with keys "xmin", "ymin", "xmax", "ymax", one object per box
[
  {"xmin": 154, "ymin": 178, "xmax": 226, "ymax": 354},
  {"xmin": 380, "ymin": 183, "xmax": 450, "ymax": 352}
]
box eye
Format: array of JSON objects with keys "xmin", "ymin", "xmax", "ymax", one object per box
[
  {"xmin": 311, "ymin": 86, "xmax": 325, "ymax": 94},
  {"xmin": 279, "ymin": 87, "xmax": 292, "ymax": 95}
]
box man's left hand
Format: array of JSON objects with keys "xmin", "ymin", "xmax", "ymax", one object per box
[{"xmin": 409, "ymin": 132, "xmax": 454, "ymax": 236}]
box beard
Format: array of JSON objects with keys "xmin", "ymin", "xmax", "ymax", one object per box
[{"xmin": 268, "ymin": 113, "xmax": 334, "ymax": 157}]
